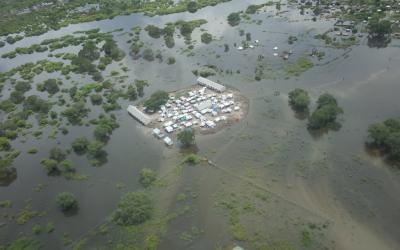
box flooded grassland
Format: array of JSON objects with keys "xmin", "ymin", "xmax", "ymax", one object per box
[{"xmin": 0, "ymin": 0, "xmax": 400, "ymax": 249}]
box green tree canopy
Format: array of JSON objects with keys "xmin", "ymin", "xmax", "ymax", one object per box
[
  {"xmin": 308, "ymin": 93, "xmax": 342, "ymax": 129},
  {"xmin": 72, "ymin": 137, "xmax": 89, "ymax": 154},
  {"xmin": 177, "ymin": 129, "xmax": 196, "ymax": 148},
  {"xmin": 56, "ymin": 192, "xmax": 78, "ymax": 212},
  {"xmin": 139, "ymin": 168, "xmax": 157, "ymax": 188},
  {"xmin": 288, "ymin": 88, "xmax": 310, "ymax": 111},
  {"xmin": 112, "ymin": 191, "xmax": 152, "ymax": 226},
  {"xmin": 144, "ymin": 91, "xmax": 169, "ymax": 111},
  {"xmin": 227, "ymin": 12, "xmax": 241, "ymax": 26}
]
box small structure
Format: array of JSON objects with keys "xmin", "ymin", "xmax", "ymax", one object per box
[
  {"xmin": 127, "ymin": 105, "xmax": 152, "ymax": 125},
  {"xmin": 197, "ymin": 77, "xmax": 226, "ymax": 93},
  {"xmin": 195, "ymin": 100, "xmax": 213, "ymax": 111},
  {"xmin": 163, "ymin": 137, "xmax": 173, "ymax": 146}
]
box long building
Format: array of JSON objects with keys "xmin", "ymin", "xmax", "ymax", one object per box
[
  {"xmin": 197, "ymin": 77, "xmax": 226, "ymax": 92},
  {"xmin": 127, "ymin": 105, "xmax": 152, "ymax": 125}
]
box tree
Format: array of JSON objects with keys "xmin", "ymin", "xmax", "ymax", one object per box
[
  {"xmin": 8, "ymin": 237, "xmax": 41, "ymax": 250},
  {"xmin": 39, "ymin": 79, "xmax": 60, "ymax": 95},
  {"xmin": 288, "ymin": 89, "xmax": 310, "ymax": 111},
  {"xmin": 71, "ymin": 137, "xmax": 89, "ymax": 153},
  {"xmin": 62, "ymin": 102, "xmax": 89, "ymax": 125},
  {"xmin": 41, "ymin": 158, "xmax": 59, "ymax": 175},
  {"xmin": 112, "ymin": 191, "xmax": 152, "ymax": 226},
  {"xmin": 144, "ymin": 91, "xmax": 169, "ymax": 111},
  {"xmin": 10, "ymin": 91, "xmax": 25, "ymax": 104},
  {"xmin": 308, "ymin": 104, "xmax": 343, "ymax": 129},
  {"xmin": 135, "ymin": 80, "xmax": 148, "ymax": 97},
  {"xmin": 227, "ymin": 12, "xmax": 241, "ymax": 26},
  {"xmin": 177, "ymin": 129, "xmax": 195, "ymax": 148},
  {"xmin": 78, "ymin": 41, "xmax": 100, "ymax": 61},
  {"xmin": 139, "ymin": 168, "xmax": 157, "ymax": 188},
  {"xmin": 368, "ymin": 123, "xmax": 390, "ymax": 146},
  {"xmin": 368, "ymin": 18, "xmax": 392, "ymax": 38},
  {"xmin": 308, "ymin": 93, "xmax": 342, "ymax": 129},
  {"xmin": 142, "ymin": 48, "xmax": 154, "ymax": 61},
  {"xmin": 90, "ymin": 93, "xmax": 102, "ymax": 105},
  {"xmin": 15, "ymin": 81, "xmax": 31, "ymax": 93},
  {"xmin": 126, "ymin": 85, "xmax": 138, "ymax": 101},
  {"xmin": 49, "ymin": 147, "xmax": 66, "ymax": 162},
  {"xmin": 316, "ymin": 93, "xmax": 337, "ymax": 108},
  {"xmin": 0, "ymin": 137, "xmax": 11, "ymax": 151},
  {"xmin": 94, "ymin": 125, "xmax": 112, "ymax": 142},
  {"xmin": 187, "ymin": 1, "xmax": 198, "ymax": 13},
  {"xmin": 23, "ymin": 95, "xmax": 52, "ymax": 114},
  {"xmin": 145, "ymin": 25, "xmax": 163, "ymax": 38},
  {"xmin": 87, "ymin": 141, "xmax": 104, "ymax": 158},
  {"xmin": 56, "ymin": 192, "xmax": 78, "ymax": 212},
  {"xmin": 201, "ymin": 32, "xmax": 213, "ymax": 44}
]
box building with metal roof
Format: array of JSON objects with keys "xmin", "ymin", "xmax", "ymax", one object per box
[
  {"xmin": 127, "ymin": 105, "xmax": 152, "ymax": 125},
  {"xmin": 197, "ymin": 77, "xmax": 226, "ymax": 92},
  {"xmin": 195, "ymin": 100, "xmax": 213, "ymax": 111}
]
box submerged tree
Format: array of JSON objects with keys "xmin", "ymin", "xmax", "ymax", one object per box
[
  {"xmin": 177, "ymin": 129, "xmax": 196, "ymax": 148},
  {"xmin": 288, "ymin": 89, "xmax": 310, "ymax": 111},
  {"xmin": 56, "ymin": 192, "xmax": 78, "ymax": 212},
  {"xmin": 112, "ymin": 191, "xmax": 152, "ymax": 226},
  {"xmin": 308, "ymin": 93, "xmax": 343, "ymax": 129},
  {"xmin": 144, "ymin": 91, "xmax": 169, "ymax": 111}
]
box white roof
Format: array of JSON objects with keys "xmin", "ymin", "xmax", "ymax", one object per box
[
  {"xmin": 195, "ymin": 100, "xmax": 213, "ymax": 111},
  {"xmin": 164, "ymin": 137, "xmax": 173, "ymax": 146},
  {"xmin": 127, "ymin": 105, "xmax": 152, "ymax": 125},
  {"xmin": 152, "ymin": 128, "xmax": 161, "ymax": 135},
  {"xmin": 197, "ymin": 77, "xmax": 226, "ymax": 92}
]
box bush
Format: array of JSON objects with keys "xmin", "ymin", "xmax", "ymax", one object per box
[
  {"xmin": 145, "ymin": 25, "xmax": 163, "ymax": 38},
  {"xmin": 139, "ymin": 168, "xmax": 157, "ymax": 188},
  {"xmin": 288, "ymin": 89, "xmax": 310, "ymax": 111},
  {"xmin": 177, "ymin": 129, "xmax": 195, "ymax": 148},
  {"xmin": 227, "ymin": 12, "xmax": 241, "ymax": 26},
  {"xmin": 55, "ymin": 192, "xmax": 78, "ymax": 212},
  {"xmin": 0, "ymin": 137, "xmax": 11, "ymax": 151},
  {"xmin": 112, "ymin": 191, "xmax": 152, "ymax": 226},
  {"xmin": 368, "ymin": 118, "xmax": 400, "ymax": 160},
  {"xmin": 201, "ymin": 32, "xmax": 213, "ymax": 44},
  {"xmin": 49, "ymin": 147, "xmax": 66, "ymax": 162},
  {"xmin": 184, "ymin": 154, "xmax": 200, "ymax": 164},
  {"xmin": 187, "ymin": 1, "xmax": 198, "ymax": 13},
  {"xmin": 72, "ymin": 137, "xmax": 89, "ymax": 153},
  {"xmin": 308, "ymin": 94, "xmax": 343, "ymax": 129},
  {"xmin": 167, "ymin": 57, "xmax": 176, "ymax": 65},
  {"xmin": 90, "ymin": 93, "xmax": 103, "ymax": 105},
  {"xmin": 87, "ymin": 140, "xmax": 104, "ymax": 158},
  {"xmin": 8, "ymin": 237, "xmax": 41, "ymax": 250},
  {"xmin": 142, "ymin": 48, "xmax": 154, "ymax": 61},
  {"xmin": 144, "ymin": 91, "xmax": 169, "ymax": 111},
  {"xmin": 41, "ymin": 158, "xmax": 59, "ymax": 175}
]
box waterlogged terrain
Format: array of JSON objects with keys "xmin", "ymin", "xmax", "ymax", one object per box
[{"xmin": 0, "ymin": 0, "xmax": 400, "ymax": 249}]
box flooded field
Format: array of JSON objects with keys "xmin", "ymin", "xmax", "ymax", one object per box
[{"xmin": 0, "ymin": 0, "xmax": 400, "ymax": 249}]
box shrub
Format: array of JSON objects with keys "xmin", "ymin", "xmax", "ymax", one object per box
[
  {"xmin": 72, "ymin": 137, "xmax": 89, "ymax": 153},
  {"xmin": 288, "ymin": 89, "xmax": 310, "ymax": 111},
  {"xmin": 177, "ymin": 129, "xmax": 195, "ymax": 148},
  {"xmin": 112, "ymin": 191, "xmax": 152, "ymax": 226},
  {"xmin": 55, "ymin": 192, "xmax": 78, "ymax": 212},
  {"xmin": 227, "ymin": 12, "xmax": 241, "ymax": 26},
  {"xmin": 201, "ymin": 32, "xmax": 212, "ymax": 44},
  {"xmin": 139, "ymin": 168, "xmax": 157, "ymax": 188},
  {"xmin": 144, "ymin": 91, "xmax": 169, "ymax": 111}
]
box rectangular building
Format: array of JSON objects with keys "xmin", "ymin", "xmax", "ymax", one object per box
[
  {"xmin": 127, "ymin": 105, "xmax": 152, "ymax": 125},
  {"xmin": 197, "ymin": 77, "xmax": 226, "ymax": 92},
  {"xmin": 195, "ymin": 100, "xmax": 213, "ymax": 111}
]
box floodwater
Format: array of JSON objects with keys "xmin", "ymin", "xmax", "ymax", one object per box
[{"xmin": 1, "ymin": 0, "xmax": 400, "ymax": 249}]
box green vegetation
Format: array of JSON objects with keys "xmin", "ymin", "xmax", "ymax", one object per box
[
  {"xmin": 144, "ymin": 91, "xmax": 169, "ymax": 111},
  {"xmin": 368, "ymin": 118, "xmax": 400, "ymax": 161},
  {"xmin": 167, "ymin": 57, "xmax": 176, "ymax": 65},
  {"xmin": 0, "ymin": 0, "xmax": 230, "ymax": 37},
  {"xmin": 93, "ymin": 115, "xmax": 119, "ymax": 142},
  {"xmin": 283, "ymin": 57, "xmax": 313, "ymax": 77},
  {"xmin": 62, "ymin": 102, "xmax": 89, "ymax": 125},
  {"xmin": 177, "ymin": 129, "xmax": 196, "ymax": 148},
  {"xmin": 187, "ymin": 1, "xmax": 199, "ymax": 13},
  {"xmin": 112, "ymin": 191, "xmax": 152, "ymax": 226},
  {"xmin": 308, "ymin": 93, "xmax": 343, "ymax": 129},
  {"xmin": 7, "ymin": 237, "xmax": 41, "ymax": 250},
  {"xmin": 368, "ymin": 18, "xmax": 392, "ymax": 38},
  {"xmin": 139, "ymin": 168, "xmax": 157, "ymax": 188},
  {"xmin": 227, "ymin": 12, "xmax": 241, "ymax": 26},
  {"xmin": 55, "ymin": 192, "xmax": 78, "ymax": 212},
  {"xmin": 184, "ymin": 154, "xmax": 201, "ymax": 165},
  {"xmin": 201, "ymin": 32, "xmax": 213, "ymax": 44},
  {"xmin": 288, "ymin": 89, "xmax": 310, "ymax": 111},
  {"xmin": 37, "ymin": 78, "xmax": 60, "ymax": 95}
]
